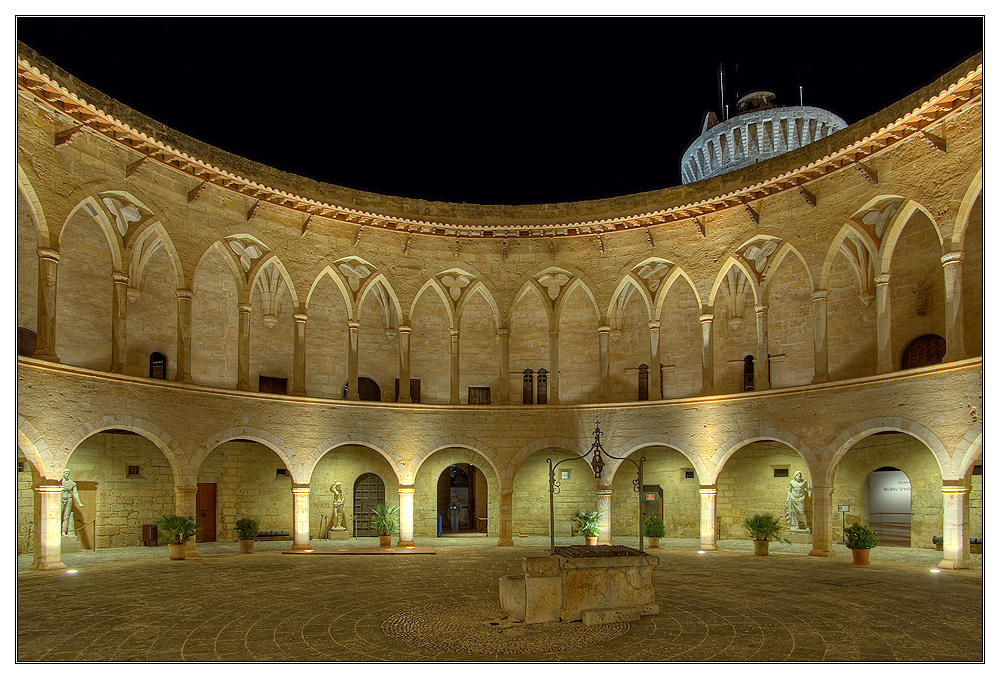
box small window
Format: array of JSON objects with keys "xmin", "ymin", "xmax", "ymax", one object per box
[
  {"xmin": 684, "ymin": 470, "xmax": 694, "ymax": 479},
  {"xmin": 276, "ymin": 469, "xmax": 289, "ymax": 477},
  {"xmin": 18, "ymin": 461, "xmax": 26, "ymax": 473},
  {"xmin": 522, "ymin": 368, "xmax": 534, "ymax": 405},
  {"xmin": 468, "ymin": 386, "xmax": 491, "ymax": 405},
  {"xmin": 560, "ymin": 470, "xmax": 571, "ymax": 480},
  {"xmin": 743, "ymin": 355, "xmax": 755, "ymax": 391},
  {"xmin": 638, "ymin": 364, "xmax": 649, "ymax": 401},
  {"xmin": 773, "ymin": 468, "xmax": 789, "ymax": 478},
  {"xmin": 259, "ymin": 375, "xmax": 288, "ymax": 394},
  {"xmin": 973, "ymin": 465, "xmax": 983, "ymax": 476},
  {"xmin": 17, "ymin": 327, "xmax": 37, "ymax": 357},
  {"xmin": 536, "ymin": 368, "xmax": 548, "ymax": 404},
  {"xmin": 127, "ymin": 465, "xmax": 141, "ymax": 477},
  {"xmin": 149, "ymin": 352, "xmax": 167, "ymax": 379}
]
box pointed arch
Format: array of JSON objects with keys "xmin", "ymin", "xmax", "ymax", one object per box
[
  {"xmin": 58, "ymin": 195, "xmax": 124, "ymax": 270},
  {"xmin": 124, "ymin": 220, "xmax": 185, "ymax": 291},
  {"xmin": 455, "ymin": 280, "xmax": 501, "ymax": 331},
  {"xmin": 761, "ymin": 241, "xmax": 815, "ymax": 298},
  {"xmin": 554, "ymin": 276, "xmax": 599, "ymax": 324},
  {"xmin": 249, "ymin": 253, "xmax": 299, "ymax": 309},
  {"xmin": 607, "ymin": 275, "xmax": 653, "ymax": 325},
  {"xmin": 358, "ymin": 273, "xmax": 403, "ymax": 328},
  {"xmin": 951, "ymin": 168, "xmax": 983, "ymax": 251},
  {"xmin": 820, "ymin": 221, "xmax": 880, "ymax": 291},
  {"xmin": 196, "ymin": 240, "xmax": 249, "ymax": 301},
  {"xmin": 17, "ymin": 164, "xmax": 50, "ymax": 245},
  {"xmin": 654, "ymin": 266, "xmax": 703, "ymax": 319},
  {"xmin": 410, "ymin": 277, "xmax": 456, "ymax": 329},
  {"xmin": 879, "ymin": 199, "xmax": 944, "ymax": 274},
  {"xmin": 305, "ymin": 265, "xmax": 354, "ymax": 319},
  {"xmin": 507, "ymin": 278, "xmax": 553, "ymax": 329},
  {"xmin": 708, "ymin": 256, "xmax": 760, "ymax": 308}
]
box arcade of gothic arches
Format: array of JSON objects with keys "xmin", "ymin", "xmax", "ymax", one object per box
[{"xmin": 17, "ymin": 44, "xmax": 982, "ymax": 570}]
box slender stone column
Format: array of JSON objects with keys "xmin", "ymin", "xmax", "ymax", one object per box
[
  {"xmin": 33, "ymin": 248, "xmax": 60, "ymax": 362},
  {"xmin": 808, "ymin": 485, "xmax": 834, "ymax": 557},
  {"xmin": 497, "ymin": 327, "xmax": 510, "ymax": 404},
  {"xmin": 941, "ymin": 251, "xmax": 966, "ymax": 361},
  {"xmin": 648, "ymin": 321, "xmax": 661, "ymax": 400},
  {"xmin": 346, "ymin": 320, "xmax": 360, "ymax": 400},
  {"xmin": 699, "ymin": 310, "xmax": 715, "ymax": 395},
  {"xmin": 237, "ymin": 302, "xmax": 252, "ymax": 390},
  {"xmin": 291, "ymin": 485, "xmax": 311, "ymax": 550},
  {"xmin": 548, "ymin": 329, "xmax": 560, "ymax": 404},
  {"xmin": 598, "ymin": 325, "xmax": 611, "ymax": 402},
  {"xmin": 874, "ymin": 274, "xmax": 893, "ymax": 373},
  {"xmin": 449, "ymin": 328, "xmax": 461, "ymax": 404},
  {"xmin": 699, "ymin": 485, "xmax": 718, "ymax": 551},
  {"xmin": 754, "ymin": 304, "xmax": 770, "ymax": 390},
  {"xmin": 31, "ymin": 483, "xmax": 66, "ymax": 570},
  {"xmin": 811, "ymin": 290, "xmax": 830, "ymax": 383},
  {"xmin": 173, "ymin": 484, "xmax": 200, "ymax": 556},
  {"xmin": 497, "ymin": 485, "xmax": 514, "ymax": 546},
  {"xmin": 939, "ymin": 483, "xmax": 971, "ymax": 569},
  {"xmin": 397, "ymin": 325, "xmax": 412, "ymax": 402},
  {"xmin": 597, "ymin": 485, "xmax": 613, "ymax": 545},
  {"xmin": 397, "ymin": 485, "xmax": 416, "ymax": 546},
  {"xmin": 290, "ymin": 312, "xmax": 308, "ymax": 396},
  {"xmin": 110, "ymin": 271, "xmax": 129, "ymax": 373},
  {"xmin": 174, "ymin": 289, "xmax": 193, "ymax": 383}
]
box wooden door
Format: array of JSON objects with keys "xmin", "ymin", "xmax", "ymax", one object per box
[
  {"xmin": 196, "ymin": 483, "xmax": 217, "ymax": 542},
  {"xmin": 353, "ymin": 473, "xmax": 385, "ymax": 537}
]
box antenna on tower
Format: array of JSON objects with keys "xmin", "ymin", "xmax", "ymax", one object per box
[
  {"xmin": 799, "ymin": 85, "xmax": 804, "ymax": 106},
  {"xmin": 718, "ymin": 62, "xmax": 726, "ymax": 120}
]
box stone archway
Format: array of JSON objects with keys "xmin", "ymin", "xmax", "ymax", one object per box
[
  {"xmin": 413, "ymin": 447, "xmax": 499, "ymax": 538},
  {"xmin": 308, "ymin": 445, "xmax": 399, "ymax": 539}
]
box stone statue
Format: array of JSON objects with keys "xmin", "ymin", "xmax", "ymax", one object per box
[
  {"xmin": 784, "ymin": 471, "xmax": 810, "ymax": 530},
  {"xmin": 330, "ymin": 481, "xmax": 345, "ymax": 529},
  {"xmin": 60, "ymin": 468, "xmax": 84, "ymax": 535}
]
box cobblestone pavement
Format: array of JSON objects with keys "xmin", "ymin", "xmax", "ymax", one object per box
[{"xmin": 17, "ymin": 541, "xmax": 982, "ymax": 662}]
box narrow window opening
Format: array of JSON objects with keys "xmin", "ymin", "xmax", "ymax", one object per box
[
  {"xmin": 522, "ymin": 368, "xmax": 534, "ymax": 405},
  {"xmin": 743, "ymin": 355, "xmax": 755, "ymax": 391},
  {"xmin": 149, "ymin": 351, "xmax": 167, "ymax": 379},
  {"xmin": 637, "ymin": 363, "xmax": 649, "ymax": 401},
  {"xmin": 536, "ymin": 368, "xmax": 548, "ymax": 404}
]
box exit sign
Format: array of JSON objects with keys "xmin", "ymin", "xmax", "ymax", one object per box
[{"xmin": 646, "ymin": 493, "xmax": 656, "ymax": 501}]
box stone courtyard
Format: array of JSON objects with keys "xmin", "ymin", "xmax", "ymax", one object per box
[{"xmin": 17, "ymin": 540, "xmax": 982, "ymax": 662}]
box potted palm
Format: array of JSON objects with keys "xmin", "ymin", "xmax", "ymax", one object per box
[
  {"xmin": 844, "ymin": 522, "xmax": 879, "ymax": 565},
  {"xmin": 643, "ymin": 516, "xmax": 666, "ymax": 549},
  {"xmin": 154, "ymin": 514, "xmax": 199, "ymax": 560},
  {"xmin": 371, "ymin": 504, "xmax": 399, "ymax": 546},
  {"xmin": 235, "ymin": 518, "xmax": 259, "ymax": 553},
  {"xmin": 572, "ymin": 510, "xmax": 604, "ymax": 546},
  {"xmin": 743, "ymin": 512, "xmax": 784, "ymax": 556}
]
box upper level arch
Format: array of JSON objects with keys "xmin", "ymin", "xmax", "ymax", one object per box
[
  {"xmin": 825, "ymin": 417, "xmax": 948, "ymax": 487},
  {"xmin": 879, "ymin": 199, "xmax": 944, "ymax": 274},
  {"xmin": 17, "ymin": 164, "xmax": 49, "ymax": 246},
  {"xmin": 951, "ymin": 168, "xmax": 983, "ymax": 251}
]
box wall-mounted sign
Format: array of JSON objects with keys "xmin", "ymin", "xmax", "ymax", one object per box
[
  {"xmin": 869, "ymin": 470, "xmax": 911, "ymax": 514},
  {"xmin": 838, "ymin": 505, "xmax": 850, "ymax": 512},
  {"xmin": 646, "ymin": 493, "xmax": 655, "ymax": 501}
]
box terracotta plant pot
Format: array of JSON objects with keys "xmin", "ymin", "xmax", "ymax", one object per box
[
  {"xmin": 647, "ymin": 537, "xmax": 660, "ymax": 549},
  {"xmin": 585, "ymin": 535, "xmax": 599, "ymax": 546},
  {"xmin": 379, "ymin": 535, "xmax": 392, "ymax": 547},
  {"xmin": 753, "ymin": 540, "xmax": 770, "ymax": 556},
  {"xmin": 240, "ymin": 540, "xmax": 254, "ymax": 554},
  {"xmin": 167, "ymin": 543, "xmax": 186, "ymax": 560},
  {"xmin": 851, "ymin": 548, "xmax": 870, "ymax": 565}
]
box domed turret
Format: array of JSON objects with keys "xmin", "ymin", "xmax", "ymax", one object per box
[{"xmin": 681, "ymin": 92, "xmax": 846, "ymax": 184}]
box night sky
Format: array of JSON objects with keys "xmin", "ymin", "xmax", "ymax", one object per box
[{"xmin": 16, "ymin": 17, "xmax": 983, "ymax": 205}]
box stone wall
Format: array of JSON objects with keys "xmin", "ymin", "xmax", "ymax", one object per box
[{"xmin": 17, "ymin": 450, "xmax": 36, "ymax": 554}]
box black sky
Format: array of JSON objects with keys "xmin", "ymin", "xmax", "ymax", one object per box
[{"xmin": 17, "ymin": 17, "xmax": 983, "ymax": 205}]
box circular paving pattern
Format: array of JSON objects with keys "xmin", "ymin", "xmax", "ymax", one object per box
[{"xmin": 380, "ymin": 598, "xmax": 630, "ymax": 655}]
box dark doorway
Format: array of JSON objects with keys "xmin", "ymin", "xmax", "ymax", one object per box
[
  {"xmin": 345, "ymin": 377, "xmax": 382, "ymax": 401},
  {"xmin": 17, "ymin": 327, "xmax": 37, "ymax": 357},
  {"xmin": 196, "ymin": 483, "xmax": 217, "ymax": 542},
  {"xmin": 743, "ymin": 355, "xmax": 755, "ymax": 391},
  {"xmin": 149, "ymin": 351, "xmax": 167, "ymax": 379},
  {"xmin": 353, "ymin": 473, "xmax": 385, "ymax": 536},
  {"xmin": 437, "ymin": 463, "xmax": 487, "ymax": 535}
]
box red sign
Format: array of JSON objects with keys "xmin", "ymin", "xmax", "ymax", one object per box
[{"xmin": 645, "ymin": 493, "xmax": 655, "ymax": 501}]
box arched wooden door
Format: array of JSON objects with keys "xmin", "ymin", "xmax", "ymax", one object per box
[{"xmin": 353, "ymin": 473, "xmax": 386, "ymax": 536}]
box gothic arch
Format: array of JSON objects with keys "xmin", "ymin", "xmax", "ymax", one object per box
[
  {"xmin": 305, "ymin": 265, "xmax": 355, "ymax": 319},
  {"xmin": 455, "ymin": 280, "xmax": 502, "ymax": 331},
  {"xmin": 951, "ymin": 168, "xmax": 983, "ymax": 251},
  {"xmin": 358, "ymin": 272, "xmax": 403, "ymax": 325},
  {"xmin": 653, "ymin": 266, "xmax": 703, "ymax": 319},
  {"xmin": 819, "ymin": 221, "xmax": 880, "ymax": 292},
  {"xmin": 410, "ymin": 277, "xmax": 456, "ymax": 329},
  {"xmin": 124, "ymin": 220, "xmax": 186, "ymax": 291},
  {"xmin": 249, "ymin": 253, "xmax": 300, "ymax": 310},
  {"xmin": 708, "ymin": 256, "xmax": 760, "ymax": 309},
  {"xmin": 607, "ymin": 275, "xmax": 653, "ymax": 325},
  {"xmin": 58, "ymin": 195, "xmax": 124, "ymax": 270},
  {"xmin": 554, "ymin": 276, "xmax": 600, "ymax": 325},
  {"xmin": 879, "ymin": 199, "xmax": 944, "ymax": 274},
  {"xmin": 195, "ymin": 240, "xmax": 249, "ymax": 301},
  {"xmin": 17, "ymin": 164, "xmax": 50, "ymax": 246},
  {"xmin": 507, "ymin": 278, "xmax": 553, "ymax": 329},
  {"xmin": 761, "ymin": 241, "xmax": 815, "ymax": 298}
]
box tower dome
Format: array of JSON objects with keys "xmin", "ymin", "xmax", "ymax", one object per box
[{"xmin": 680, "ymin": 91, "xmax": 846, "ymax": 184}]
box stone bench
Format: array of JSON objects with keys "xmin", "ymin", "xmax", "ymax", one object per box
[{"xmin": 499, "ymin": 545, "xmax": 658, "ymax": 625}]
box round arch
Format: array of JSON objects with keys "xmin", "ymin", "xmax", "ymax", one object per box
[
  {"xmin": 306, "ymin": 432, "xmax": 405, "ymax": 484},
  {"xmin": 58, "ymin": 415, "xmax": 186, "ymax": 482},
  {"xmin": 17, "ymin": 414, "xmax": 53, "ymax": 480},
  {"xmin": 825, "ymin": 417, "xmax": 948, "ymax": 487},
  {"xmin": 191, "ymin": 426, "xmax": 300, "ymax": 484},
  {"xmin": 605, "ymin": 434, "xmax": 707, "ymax": 484},
  {"xmin": 710, "ymin": 427, "xmax": 814, "ymax": 485},
  {"xmin": 412, "ymin": 445, "xmax": 501, "ymax": 537}
]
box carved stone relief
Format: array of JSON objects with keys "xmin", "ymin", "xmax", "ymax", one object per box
[
  {"xmin": 740, "ymin": 238, "xmax": 780, "ymax": 278},
  {"xmin": 860, "ymin": 200, "xmax": 901, "ymax": 240},
  {"xmin": 228, "ymin": 238, "xmax": 265, "ymax": 273},
  {"xmin": 537, "ymin": 272, "xmax": 570, "ymax": 301},
  {"xmin": 634, "ymin": 260, "xmax": 672, "ymax": 293},
  {"xmin": 254, "ymin": 262, "xmax": 287, "ymax": 328},
  {"xmin": 721, "ymin": 267, "xmax": 752, "ymax": 330},
  {"xmin": 101, "ymin": 195, "xmax": 143, "ymax": 237},
  {"xmin": 337, "ymin": 260, "xmax": 373, "ymax": 293}
]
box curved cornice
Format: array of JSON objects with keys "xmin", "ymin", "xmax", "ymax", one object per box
[{"xmin": 17, "ymin": 43, "xmax": 982, "ymax": 239}]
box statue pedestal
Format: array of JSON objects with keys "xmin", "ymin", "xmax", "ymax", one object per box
[
  {"xmin": 61, "ymin": 533, "xmax": 82, "ymax": 553},
  {"xmin": 784, "ymin": 528, "xmax": 812, "ymax": 544},
  {"xmin": 328, "ymin": 528, "xmax": 350, "ymax": 541}
]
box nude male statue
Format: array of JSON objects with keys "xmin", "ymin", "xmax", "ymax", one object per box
[{"xmin": 61, "ymin": 468, "xmax": 84, "ymax": 535}]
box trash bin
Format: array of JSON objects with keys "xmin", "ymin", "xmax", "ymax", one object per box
[{"xmin": 142, "ymin": 524, "xmax": 158, "ymax": 547}]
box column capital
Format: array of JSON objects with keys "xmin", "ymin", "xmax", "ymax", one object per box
[
  {"xmin": 238, "ymin": 302, "xmax": 253, "ymax": 314},
  {"xmin": 397, "ymin": 325, "xmax": 412, "ymax": 334},
  {"xmin": 875, "ymin": 273, "xmax": 891, "ymax": 286},
  {"xmin": 497, "ymin": 327, "xmax": 510, "ymax": 338},
  {"xmin": 698, "ymin": 485, "xmax": 718, "ymax": 495},
  {"xmin": 598, "ymin": 325, "xmax": 611, "ymax": 334},
  {"xmin": 699, "ymin": 313, "xmax": 715, "ymax": 324},
  {"xmin": 648, "ymin": 320, "xmax": 661, "ymax": 331},
  {"xmin": 112, "ymin": 270, "xmax": 130, "ymax": 285},
  {"xmin": 398, "ymin": 484, "xmax": 416, "ymax": 495},
  {"xmin": 36, "ymin": 247, "xmax": 60, "ymax": 262},
  {"xmin": 754, "ymin": 304, "xmax": 768, "ymax": 315},
  {"xmin": 596, "ymin": 487, "xmax": 614, "ymax": 497},
  {"xmin": 293, "ymin": 313, "xmax": 308, "ymax": 323},
  {"xmin": 810, "ymin": 289, "xmax": 829, "ymax": 302},
  {"xmin": 291, "ymin": 484, "xmax": 311, "ymax": 495},
  {"xmin": 36, "ymin": 484, "xmax": 63, "ymax": 496},
  {"xmin": 347, "ymin": 319, "xmax": 361, "ymax": 331},
  {"xmin": 940, "ymin": 484, "xmax": 971, "ymax": 496},
  {"xmin": 449, "ymin": 328, "xmax": 460, "ymax": 338},
  {"xmin": 175, "ymin": 288, "xmax": 193, "ymax": 300},
  {"xmin": 941, "ymin": 250, "xmax": 965, "ymax": 266},
  {"xmin": 548, "ymin": 329, "xmax": 560, "ymax": 339}
]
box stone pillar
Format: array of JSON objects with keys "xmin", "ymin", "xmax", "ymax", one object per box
[
  {"xmin": 291, "ymin": 485, "xmax": 311, "ymax": 550},
  {"xmin": 174, "ymin": 289, "xmax": 194, "ymax": 383},
  {"xmin": 497, "ymin": 486, "xmax": 514, "ymax": 546},
  {"xmin": 939, "ymin": 483, "xmax": 971, "ymax": 569},
  {"xmin": 808, "ymin": 485, "xmax": 834, "ymax": 557},
  {"xmin": 397, "ymin": 485, "xmax": 415, "ymax": 546},
  {"xmin": 110, "ymin": 271, "xmax": 129, "ymax": 373},
  {"xmin": 941, "ymin": 251, "xmax": 966, "ymax": 362},
  {"xmin": 173, "ymin": 484, "xmax": 200, "ymax": 556},
  {"xmin": 237, "ymin": 302, "xmax": 252, "ymax": 390},
  {"xmin": 31, "ymin": 483, "xmax": 66, "ymax": 570},
  {"xmin": 811, "ymin": 290, "xmax": 830, "ymax": 383},
  {"xmin": 497, "ymin": 327, "xmax": 510, "ymax": 404},
  {"xmin": 289, "ymin": 312, "xmax": 308, "ymax": 395},
  {"xmin": 548, "ymin": 329, "xmax": 560, "ymax": 404},
  {"xmin": 874, "ymin": 274, "xmax": 892, "ymax": 373},
  {"xmin": 598, "ymin": 325, "xmax": 611, "ymax": 402},
  {"xmin": 346, "ymin": 320, "xmax": 360, "ymax": 400},
  {"xmin": 33, "ymin": 248, "xmax": 60, "ymax": 362},
  {"xmin": 699, "ymin": 485, "xmax": 718, "ymax": 551},
  {"xmin": 397, "ymin": 325, "xmax": 412, "ymax": 403},
  {"xmin": 449, "ymin": 328, "xmax": 461, "ymax": 404},
  {"xmin": 754, "ymin": 304, "xmax": 770, "ymax": 390},
  {"xmin": 648, "ymin": 321, "xmax": 661, "ymax": 400},
  {"xmin": 597, "ymin": 485, "xmax": 613, "ymax": 545},
  {"xmin": 699, "ymin": 310, "xmax": 715, "ymax": 395}
]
